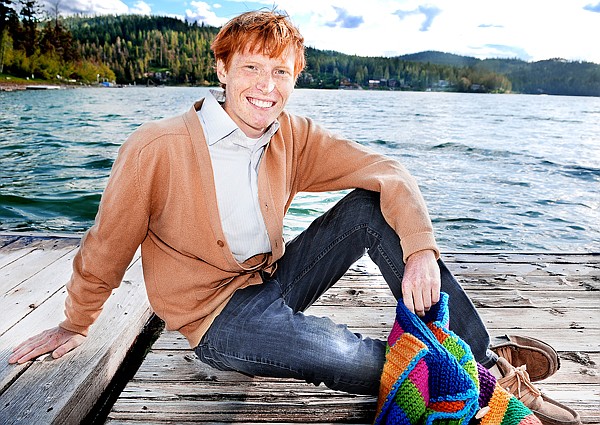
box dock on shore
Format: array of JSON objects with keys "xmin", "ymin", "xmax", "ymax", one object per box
[{"xmin": 0, "ymin": 233, "xmax": 598, "ymax": 424}]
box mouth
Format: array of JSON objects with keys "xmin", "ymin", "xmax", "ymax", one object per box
[{"xmin": 248, "ymin": 97, "xmax": 275, "ymax": 109}]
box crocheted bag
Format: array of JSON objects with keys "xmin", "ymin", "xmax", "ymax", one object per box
[{"xmin": 374, "ymin": 292, "xmax": 541, "ymax": 425}]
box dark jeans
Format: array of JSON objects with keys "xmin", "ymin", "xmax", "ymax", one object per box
[{"xmin": 195, "ymin": 189, "xmax": 494, "ymax": 395}]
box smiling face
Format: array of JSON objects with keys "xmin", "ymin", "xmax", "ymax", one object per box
[{"xmin": 216, "ymin": 47, "xmax": 296, "ymax": 138}]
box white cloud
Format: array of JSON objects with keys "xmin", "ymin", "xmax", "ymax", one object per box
[
  {"xmin": 129, "ymin": 1, "xmax": 152, "ymax": 15},
  {"xmin": 40, "ymin": 0, "xmax": 129, "ymax": 15},
  {"xmin": 40, "ymin": 0, "xmax": 152, "ymax": 16},
  {"xmin": 185, "ymin": 1, "xmax": 229, "ymax": 26},
  {"xmin": 249, "ymin": 0, "xmax": 600, "ymax": 63}
]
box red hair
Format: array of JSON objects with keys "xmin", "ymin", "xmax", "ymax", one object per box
[{"xmin": 211, "ymin": 10, "xmax": 306, "ymax": 79}]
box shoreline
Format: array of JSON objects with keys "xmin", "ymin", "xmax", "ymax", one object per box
[
  {"xmin": 0, "ymin": 82, "xmax": 28, "ymax": 91},
  {"xmin": 0, "ymin": 81, "xmax": 71, "ymax": 91},
  {"xmin": 3, "ymin": 80, "xmax": 598, "ymax": 96}
]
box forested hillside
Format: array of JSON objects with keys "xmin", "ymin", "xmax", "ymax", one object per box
[
  {"xmin": 300, "ymin": 47, "xmax": 512, "ymax": 93},
  {"xmin": 399, "ymin": 51, "xmax": 600, "ymax": 96},
  {"xmin": 66, "ymin": 15, "xmax": 514, "ymax": 93},
  {"xmin": 1, "ymin": 2, "xmax": 599, "ymax": 96},
  {"xmin": 66, "ymin": 14, "xmax": 219, "ymax": 84}
]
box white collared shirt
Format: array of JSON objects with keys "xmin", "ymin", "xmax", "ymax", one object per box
[{"xmin": 198, "ymin": 90, "xmax": 278, "ymax": 262}]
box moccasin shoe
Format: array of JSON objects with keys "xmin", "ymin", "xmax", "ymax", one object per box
[
  {"xmin": 491, "ymin": 334, "xmax": 560, "ymax": 382},
  {"xmin": 496, "ymin": 357, "xmax": 582, "ymax": 425}
]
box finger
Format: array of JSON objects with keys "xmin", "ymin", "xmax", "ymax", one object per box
[
  {"xmin": 10, "ymin": 330, "xmax": 67, "ymax": 364},
  {"xmin": 403, "ymin": 291, "xmax": 415, "ymax": 314},
  {"xmin": 7, "ymin": 352, "xmax": 22, "ymax": 364},
  {"xmin": 8, "ymin": 342, "xmax": 38, "ymax": 364},
  {"xmin": 431, "ymin": 285, "xmax": 441, "ymax": 304},
  {"xmin": 52, "ymin": 335, "xmax": 83, "ymax": 359},
  {"xmin": 11, "ymin": 333, "xmax": 46, "ymax": 353},
  {"xmin": 422, "ymin": 286, "xmax": 432, "ymax": 311},
  {"xmin": 413, "ymin": 289, "xmax": 426, "ymax": 317},
  {"xmin": 10, "ymin": 342, "xmax": 52, "ymax": 364}
]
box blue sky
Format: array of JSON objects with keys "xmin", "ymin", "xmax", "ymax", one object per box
[{"xmin": 40, "ymin": 0, "xmax": 600, "ymax": 63}]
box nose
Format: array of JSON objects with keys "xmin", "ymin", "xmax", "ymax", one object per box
[{"xmin": 256, "ymin": 72, "xmax": 276, "ymax": 93}]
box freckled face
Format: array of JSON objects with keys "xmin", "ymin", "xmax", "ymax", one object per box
[{"xmin": 217, "ymin": 48, "xmax": 296, "ymax": 138}]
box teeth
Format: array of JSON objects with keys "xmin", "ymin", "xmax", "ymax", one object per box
[{"xmin": 249, "ymin": 98, "xmax": 274, "ymax": 108}]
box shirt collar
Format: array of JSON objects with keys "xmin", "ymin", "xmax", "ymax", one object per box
[{"xmin": 199, "ymin": 89, "xmax": 280, "ymax": 147}]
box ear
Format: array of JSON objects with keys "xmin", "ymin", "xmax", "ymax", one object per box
[{"xmin": 216, "ymin": 59, "xmax": 227, "ymax": 84}]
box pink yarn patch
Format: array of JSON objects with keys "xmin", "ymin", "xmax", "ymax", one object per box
[
  {"xmin": 387, "ymin": 321, "xmax": 404, "ymax": 346},
  {"xmin": 408, "ymin": 359, "xmax": 430, "ymax": 403}
]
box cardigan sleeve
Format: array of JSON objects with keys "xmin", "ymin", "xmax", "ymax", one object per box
[
  {"xmin": 288, "ymin": 114, "xmax": 439, "ymax": 262},
  {"xmin": 59, "ymin": 128, "xmax": 153, "ymax": 336}
]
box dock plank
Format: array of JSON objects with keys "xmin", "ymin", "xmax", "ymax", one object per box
[
  {"xmin": 0, "ymin": 238, "xmax": 77, "ymax": 294},
  {"xmin": 0, "ymin": 235, "xmax": 153, "ymax": 424},
  {"xmin": 1, "ymin": 236, "xmax": 598, "ymax": 424},
  {"xmin": 0, "ymin": 249, "xmax": 78, "ymax": 336},
  {"xmin": 107, "ymin": 252, "xmax": 600, "ymax": 424}
]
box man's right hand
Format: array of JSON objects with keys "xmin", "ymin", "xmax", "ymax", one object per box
[{"xmin": 8, "ymin": 326, "xmax": 85, "ymax": 364}]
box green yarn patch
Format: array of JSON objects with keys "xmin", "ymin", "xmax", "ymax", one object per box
[
  {"xmin": 501, "ymin": 396, "xmax": 533, "ymax": 425},
  {"xmin": 394, "ymin": 379, "xmax": 427, "ymax": 422},
  {"xmin": 442, "ymin": 336, "xmax": 467, "ymax": 361}
]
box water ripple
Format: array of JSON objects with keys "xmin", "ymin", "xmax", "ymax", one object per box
[{"xmin": 2, "ymin": 88, "xmax": 599, "ymax": 252}]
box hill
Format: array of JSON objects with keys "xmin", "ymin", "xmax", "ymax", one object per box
[
  {"xmin": 398, "ymin": 51, "xmax": 481, "ymax": 68},
  {"xmin": 1, "ymin": 10, "xmax": 599, "ymax": 96},
  {"xmin": 65, "ymin": 14, "xmax": 220, "ymax": 85},
  {"xmin": 394, "ymin": 51, "xmax": 600, "ymax": 96}
]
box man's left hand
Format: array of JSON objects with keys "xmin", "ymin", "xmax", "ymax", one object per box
[{"xmin": 401, "ymin": 249, "xmax": 441, "ymax": 316}]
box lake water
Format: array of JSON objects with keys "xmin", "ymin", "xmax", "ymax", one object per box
[{"xmin": 1, "ymin": 87, "xmax": 599, "ymax": 253}]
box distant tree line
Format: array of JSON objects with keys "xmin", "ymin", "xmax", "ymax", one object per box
[
  {"xmin": 497, "ymin": 59, "xmax": 600, "ymax": 96},
  {"xmin": 1, "ymin": 2, "xmax": 599, "ymax": 96},
  {"xmin": 65, "ymin": 15, "xmax": 513, "ymax": 93},
  {"xmin": 300, "ymin": 47, "xmax": 512, "ymax": 93},
  {"xmin": 401, "ymin": 51, "xmax": 600, "ymax": 96}
]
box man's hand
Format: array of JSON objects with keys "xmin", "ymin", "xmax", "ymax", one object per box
[
  {"xmin": 402, "ymin": 249, "xmax": 441, "ymax": 316},
  {"xmin": 8, "ymin": 326, "xmax": 85, "ymax": 365}
]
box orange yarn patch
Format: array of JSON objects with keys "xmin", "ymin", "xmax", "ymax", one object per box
[
  {"xmin": 480, "ymin": 384, "xmax": 511, "ymax": 425},
  {"xmin": 428, "ymin": 324, "xmax": 448, "ymax": 343},
  {"xmin": 428, "ymin": 399, "xmax": 466, "ymax": 413}
]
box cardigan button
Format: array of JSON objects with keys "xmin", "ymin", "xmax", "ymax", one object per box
[{"xmin": 217, "ymin": 240, "xmax": 225, "ymax": 247}]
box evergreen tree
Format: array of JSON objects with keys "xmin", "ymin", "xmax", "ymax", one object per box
[
  {"xmin": 0, "ymin": 0, "xmax": 13, "ymax": 33},
  {"xmin": 17, "ymin": 0, "xmax": 40, "ymax": 56},
  {"xmin": 0, "ymin": 0, "xmax": 15, "ymax": 73}
]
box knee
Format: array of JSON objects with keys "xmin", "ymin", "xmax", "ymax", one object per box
[
  {"xmin": 195, "ymin": 341, "xmax": 232, "ymax": 371},
  {"xmin": 344, "ymin": 189, "xmax": 380, "ymax": 207},
  {"xmin": 338, "ymin": 190, "xmax": 385, "ymax": 225}
]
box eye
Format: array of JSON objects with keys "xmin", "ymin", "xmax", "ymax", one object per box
[{"xmin": 275, "ymin": 69, "xmax": 291, "ymax": 76}]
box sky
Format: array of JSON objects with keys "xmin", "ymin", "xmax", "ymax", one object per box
[{"xmin": 40, "ymin": 0, "xmax": 600, "ymax": 64}]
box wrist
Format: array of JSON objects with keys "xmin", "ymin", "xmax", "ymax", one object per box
[{"xmin": 407, "ymin": 249, "xmax": 436, "ymax": 262}]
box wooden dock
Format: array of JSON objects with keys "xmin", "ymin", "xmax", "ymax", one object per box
[
  {"xmin": 0, "ymin": 233, "xmax": 152, "ymax": 424},
  {"xmin": 0, "ymin": 234, "xmax": 598, "ymax": 424}
]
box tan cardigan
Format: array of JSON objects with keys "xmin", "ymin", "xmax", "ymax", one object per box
[{"xmin": 59, "ymin": 100, "xmax": 439, "ymax": 348}]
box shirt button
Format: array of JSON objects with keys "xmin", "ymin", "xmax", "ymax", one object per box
[{"xmin": 217, "ymin": 240, "xmax": 225, "ymax": 247}]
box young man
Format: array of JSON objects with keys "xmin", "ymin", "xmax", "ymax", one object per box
[{"xmin": 10, "ymin": 10, "xmax": 578, "ymax": 424}]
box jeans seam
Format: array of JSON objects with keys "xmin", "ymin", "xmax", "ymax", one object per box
[{"xmin": 375, "ymin": 239, "xmax": 404, "ymax": 283}]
